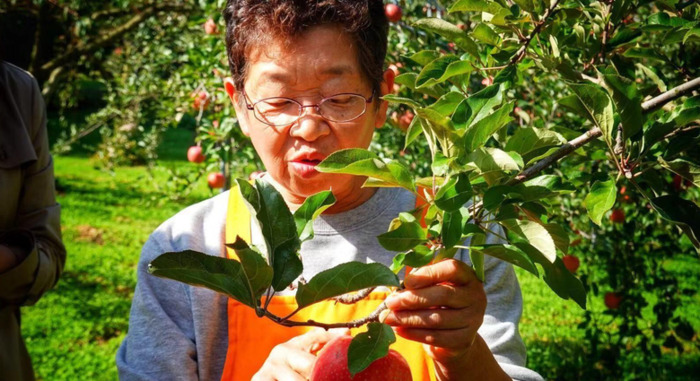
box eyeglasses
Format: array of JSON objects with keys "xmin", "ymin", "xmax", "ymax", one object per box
[{"xmin": 241, "ymin": 89, "xmax": 375, "ymax": 127}]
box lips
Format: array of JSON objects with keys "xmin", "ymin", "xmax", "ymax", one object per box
[{"xmin": 289, "ymin": 152, "xmax": 326, "ymax": 178}]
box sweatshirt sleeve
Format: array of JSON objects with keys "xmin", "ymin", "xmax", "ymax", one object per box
[
  {"xmin": 0, "ymin": 70, "xmax": 66, "ymax": 306},
  {"xmin": 116, "ymin": 234, "xmax": 199, "ymax": 381}
]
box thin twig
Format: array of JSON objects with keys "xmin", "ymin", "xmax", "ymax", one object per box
[
  {"xmin": 509, "ymin": 0, "xmax": 562, "ymax": 66},
  {"xmin": 264, "ymin": 301, "xmax": 389, "ymax": 329},
  {"xmin": 334, "ymin": 287, "xmax": 375, "ymax": 304}
]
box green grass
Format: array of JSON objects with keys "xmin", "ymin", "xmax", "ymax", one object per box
[{"xmin": 20, "ymin": 128, "xmax": 700, "ymax": 380}]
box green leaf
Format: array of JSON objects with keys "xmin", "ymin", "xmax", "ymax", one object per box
[
  {"xmin": 317, "ymin": 149, "xmax": 415, "ymax": 191},
  {"xmin": 482, "ymin": 184, "xmax": 556, "ymax": 211},
  {"xmin": 428, "ymin": 92, "xmax": 467, "ymax": 117},
  {"xmin": 464, "ymin": 147, "xmax": 521, "ymax": 175},
  {"xmin": 603, "ymin": 73, "xmax": 645, "ymax": 139},
  {"xmin": 471, "ymin": 244, "xmax": 539, "ymax": 276},
  {"xmin": 650, "ymin": 196, "xmax": 700, "ymax": 249},
  {"xmin": 463, "ymin": 101, "xmax": 514, "ymax": 152},
  {"xmin": 236, "ymin": 179, "xmax": 302, "ymax": 291},
  {"xmin": 407, "ymin": 50, "xmax": 441, "ymax": 66},
  {"xmin": 293, "ymin": 191, "xmax": 336, "ymax": 242},
  {"xmin": 404, "ymin": 113, "xmax": 423, "ymax": 149},
  {"xmin": 512, "ymin": 0, "xmax": 537, "ymax": 13},
  {"xmin": 584, "ymin": 179, "xmax": 617, "ymax": 226},
  {"xmin": 435, "ymin": 173, "xmax": 473, "ymax": 211},
  {"xmin": 658, "ymin": 158, "xmax": 700, "ymax": 187},
  {"xmin": 416, "ymin": 55, "xmax": 459, "ymax": 89},
  {"xmin": 442, "ymin": 210, "xmax": 464, "ymax": 249},
  {"xmin": 348, "ymin": 323, "xmax": 396, "ymax": 376},
  {"xmin": 449, "ymin": 0, "xmax": 508, "ymax": 15},
  {"xmin": 608, "ymin": 27, "xmax": 642, "ymax": 48},
  {"xmin": 295, "ymin": 262, "xmax": 400, "ymax": 309},
  {"xmin": 225, "ymin": 238, "xmax": 274, "ymax": 302},
  {"xmin": 514, "ymin": 242, "xmax": 586, "ymax": 309},
  {"xmin": 377, "ymin": 219, "xmax": 428, "ymax": 252},
  {"xmin": 501, "ymin": 219, "xmax": 557, "ymax": 263},
  {"xmin": 391, "ymin": 245, "xmax": 435, "ymax": 272},
  {"xmin": 382, "ymin": 94, "xmax": 422, "ymax": 109},
  {"xmin": 560, "ymin": 83, "xmax": 614, "ymax": 145},
  {"xmin": 543, "ymin": 223, "xmax": 570, "ymax": 255},
  {"xmin": 472, "ymin": 23, "xmax": 500, "ymax": 46},
  {"xmin": 149, "ymin": 250, "xmax": 257, "ymax": 308},
  {"xmin": 454, "ymin": 84, "xmax": 504, "ymax": 130},
  {"xmin": 504, "ymin": 127, "xmax": 566, "ymax": 164},
  {"xmin": 413, "ymin": 18, "xmax": 480, "ymax": 58}
]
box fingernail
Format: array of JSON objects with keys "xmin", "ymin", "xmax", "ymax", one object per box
[{"xmin": 379, "ymin": 309, "xmax": 390, "ymax": 323}]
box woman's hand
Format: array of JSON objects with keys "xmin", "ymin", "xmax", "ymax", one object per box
[
  {"xmin": 383, "ymin": 259, "xmax": 487, "ymax": 365},
  {"xmin": 252, "ymin": 328, "xmax": 349, "ymax": 381}
]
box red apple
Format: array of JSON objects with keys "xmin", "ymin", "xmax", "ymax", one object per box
[
  {"xmin": 193, "ymin": 91, "xmax": 210, "ymax": 110},
  {"xmin": 187, "ymin": 146, "xmax": 205, "ymax": 163},
  {"xmin": 604, "ymin": 292, "xmax": 622, "ymax": 309},
  {"xmin": 562, "ymin": 255, "xmax": 580, "ymax": 273},
  {"xmin": 207, "ymin": 172, "xmax": 225, "ymax": 188},
  {"xmin": 204, "ymin": 18, "xmax": 218, "ymax": 35},
  {"xmin": 398, "ymin": 111, "xmax": 414, "ymax": 132},
  {"xmin": 610, "ymin": 209, "xmax": 625, "ymax": 224},
  {"xmin": 310, "ymin": 336, "xmax": 412, "ymax": 381},
  {"xmin": 385, "ymin": 4, "xmax": 402, "ymax": 23}
]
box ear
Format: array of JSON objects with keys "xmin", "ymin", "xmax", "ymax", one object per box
[
  {"xmin": 224, "ymin": 77, "xmax": 250, "ymax": 136},
  {"xmin": 374, "ymin": 68, "xmax": 396, "ymax": 129}
]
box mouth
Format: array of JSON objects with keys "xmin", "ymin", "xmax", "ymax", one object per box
[{"xmin": 290, "ymin": 154, "xmax": 325, "ymax": 178}]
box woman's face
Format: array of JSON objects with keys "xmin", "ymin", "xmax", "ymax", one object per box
[{"xmin": 226, "ymin": 24, "xmax": 393, "ymax": 212}]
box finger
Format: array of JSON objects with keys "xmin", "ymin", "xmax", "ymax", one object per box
[
  {"xmin": 383, "ymin": 308, "xmax": 477, "ymax": 330},
  {"xmin": 285, "ymin": 350, "xmax": 318, "ymax": 379},
  {"xmin": 270, "ymin": 365, "xmax": 307, "ymax": 381},
  {"xmin": 404, "ymin": 259, "xmax": 476, "ymax": 289},
  {"xmin": 385, "ymin": 283, "xmax": 485, "ymax": 310},
  {"xmin": 291, "ymin": 327, "xmax": 350, "ymax": 351},
  {"xmin": 394, "ymin": 326, "xmax": 476, "ymax": 351}
]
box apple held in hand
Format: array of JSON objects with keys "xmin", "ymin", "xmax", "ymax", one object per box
[
  {"xmin": 384, "ymin": 3, "xmax": 402, "ymax": 23},
  {"xmin": 187, "ymin": 146, "xmax": 205, "ymax": 163},
  {"xmin": 207, "ymin": 172, "xmax": 225, "ymax": 189},
  {"xmin": 310, "ymin": 336, "xmax": 412, "ymax": 381}
]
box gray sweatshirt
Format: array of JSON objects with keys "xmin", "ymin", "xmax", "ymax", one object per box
[{"xmin": 116, "ymin": 186, "xmax": 543, "ymax": 381}]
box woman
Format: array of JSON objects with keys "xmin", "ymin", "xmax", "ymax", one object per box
[{"xmin": 117, "ymin": 1, "xmax": 542, "ymax": 380}]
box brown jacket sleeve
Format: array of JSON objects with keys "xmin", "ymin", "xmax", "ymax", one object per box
[{"xmin": 0, "ymin": 62, "xmax": 66, "ymax": 307}]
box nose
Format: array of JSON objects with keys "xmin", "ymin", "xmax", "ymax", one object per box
[{"xmin": 289, "ymin": 105, "xmax": 330, "ymax": 141}]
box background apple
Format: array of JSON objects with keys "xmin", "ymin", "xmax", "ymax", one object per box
[
  {"xmin": 562, "ymin": 255, "xmax": 580, "ymax": 273},
  {"xmin": 204, "ymin": 18, "xmax": 218, "ymax": 35},
  {"xmin": 187, "ymin": 146, "xmax": 205, "ymax": 163},
  {"xmin": 398, "ymin": 111, "xmax": 414, "ymax": 132},
  {"xmin": 610, "ymin": 209, "xmax": 625, "ymax": 224},
  {"xmin": 384, "ymin": 3, "xmax": 402, "ymax": 23},
  {"xmin": 207, "ymin": 172, "xmax": 225, "ymax": 188},
  {"xmin": 605, "ymin": 292, "xmax": 622, "ymax": 309},
  {"xmin": 310, "ymin": 336, "xmax": 412, "ymax": 381}
]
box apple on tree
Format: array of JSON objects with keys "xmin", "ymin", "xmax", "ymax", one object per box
[
  {"xmin": 398, "ymin": 111, "xmax": 414, "ymax": 132},
  {"xmin": 192, "ymin": 91, "xmax": 210, "ymax": 110},
  {"xmin": 604, "ymin": 292, "xmax": 622, "ymax": 309},
  {"xmin": 187, "ymin": 146, "xmax": 205, "ymax": 163},
  {"xmin": 562, "ymin": 255, "xmax": 580, "ymax": 273},
  {"xmin": 610, "ymin": 209, "xmax": 625, "ymax": 224},
  {"xmin": 204, "ymin": 18, "xmax": 218, "ymax": 35},
  {"xmin": 310, "ymin": 335, "xmax": 412, "ymax": 381},
  {"xmin": 384, "ymin": 3, "xmax": 402, "ymax": 23},
  {"xmin": 207, "ymin": 172, "xmax": 225, "ymax": 189}
]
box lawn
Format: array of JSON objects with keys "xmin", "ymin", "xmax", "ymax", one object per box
[{"xmin": 21, "ymin": 127, "xmax": 700, "ymax": 380}]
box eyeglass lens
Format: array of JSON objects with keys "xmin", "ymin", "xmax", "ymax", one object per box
[{"xmin": 253, "ymin": 94, "xmax": 367, "ymax": 126}]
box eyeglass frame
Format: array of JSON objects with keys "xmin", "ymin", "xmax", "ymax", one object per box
[{"xmin": 240, "ymin": 88, "xmax": 376, "ymax": 127}]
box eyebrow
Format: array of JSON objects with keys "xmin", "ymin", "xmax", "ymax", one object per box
[{"xmin": 262, "ymin": 64, "xmax": 355, "ymax": 83}]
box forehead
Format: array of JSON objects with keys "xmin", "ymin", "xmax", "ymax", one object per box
[{"xmin": 244, "ymin": 25, "xmax": 365, "ymax": 91}]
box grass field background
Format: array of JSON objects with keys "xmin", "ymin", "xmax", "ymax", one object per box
[{"xmin": 20, "ymin": 127, "xmax": 700, "ymax": 380}]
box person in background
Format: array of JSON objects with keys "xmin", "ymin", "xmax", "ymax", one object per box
[{"xmin": 0, "ymin": 60, "xmax": 67, "ymax": 381}]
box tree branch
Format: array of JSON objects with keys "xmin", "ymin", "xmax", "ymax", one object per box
[
  {"xmin": 512, "ymin": 76, "xmax": 700, "ymax": 183},
  {"xmin": 509, "ymin": 0, "xmax": 562, "ymax": 66},
  {"xmin": 263, "ymin": 301, "xmax": 389, "ymax": 329},
  {"xmin": 39, "ymin": 2, "xmax": 194, "ymax": 75}
]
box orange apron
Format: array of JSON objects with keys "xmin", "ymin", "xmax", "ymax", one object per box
[{"xmin": 221, "ymin": 186, "xmax": 436, "ymax": 380}]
